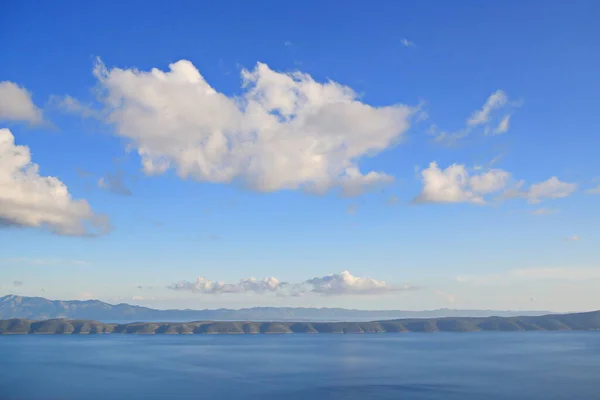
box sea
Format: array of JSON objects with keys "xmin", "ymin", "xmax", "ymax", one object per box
[{"xmin": 1, "ymin": 332, "xmax": 599, "ymax": 399}]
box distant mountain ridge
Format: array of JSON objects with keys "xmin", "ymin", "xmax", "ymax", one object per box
[
  {"xmin": 0, "ymin": 295, "xmax": 552, "ymax": 322},
  {"xmin": 1, "ymin": 310, "xmax": 599, "ymax": 334}
]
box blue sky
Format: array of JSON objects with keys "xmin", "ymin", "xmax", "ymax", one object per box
[{"xmin": 1, "ymin": 0, "xmax": 599, "ymax": 311}]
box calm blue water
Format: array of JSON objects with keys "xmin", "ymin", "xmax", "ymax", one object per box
[{"xmin": 1, "ymin": 332, "xmax": 599, "ymax": 399}]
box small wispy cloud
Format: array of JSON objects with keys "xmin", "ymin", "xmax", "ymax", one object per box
[
  {"xmin": 49, "ymin": 95, "xmax": 101, "ymax": 119},
  {"xmin": 493, "ymin": 114, "xmax": 510, "ymax": 135},
  {"xmin": 98, "ymin": 171, "xmax": 132, "ymax": 196},
  {"xmin": 306, "ymin": 271, "xmax": 415, "ymax": 296},
  {"xmin": 584, "ymin": 177, "xmax": 600, "ymax": 194},
  {"xmin": 75, "ymin": 168, "xmax": 94, "ymax": 178},
  {"xmin": 587, "ymin": 186, "xmax": 600, "ymax": 194},
  {"xmin": 486, "ymin": 154, "xmax": 505, "ymax": 168},
  {"xmin": 400, "ymin": 38, "xmax": 416, "ymax": 48},
  {"xmin": 473, "ymin": 155, "xmax": 505, "ymax": 172},
  {"xmin": 284, "ymin": 40, "xmax": 293, "ymax": 47},
  {"xmin": 468, "ymin": 90, "xmax": 508, "ymax": 127},
  {"xmin": 428, "ymin": 90, "xmax": 519, "ymax": 145},
  {"xmin": 564, "ymin": 234, "xmax": 581, "ymax": 242},
  {"xmin": 416, "ymin": 110, "xmax": 429, "ymax": 122},
  {"xmin": 429, "ymin": 127, "xmax": 469, "ymax": 147}
]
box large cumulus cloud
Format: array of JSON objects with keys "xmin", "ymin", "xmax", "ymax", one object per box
[{"xmin": 92, "ymin": 59, "xmax": 413, "ymax": 195}]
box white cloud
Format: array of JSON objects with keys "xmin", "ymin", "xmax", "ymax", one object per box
[
  {"xmin": 414, "ymin": 162, "xmax": 510, "ymax": 204},
  {"xmin": 429, "ymin": 90, "xmax": 516, "ymax": 144},
  {"xmin": 493, "ymin": 114, "xmax": 510, "ymax": 135},
  {"xmin": 50, "ymin": 95, "xmax": 100, "ymax": 119},
  {"xmin": 169, "ymin": 276, "xmax": 283, "ymax": 294},
  {"xmin": 0, "ymin": 81, "xmax": 44, "ymax": 124},
  {"xmin": 564, "ymin": 234, "xmax": 581, "ymax": 242},
  {"xmin": 90, "ymin": 59, "xmax": 413, "ymax": 195},
  {"xmin": 467, "ymin": 90, "xmax": 508, "ymax": 127},
  {"xmin": 98, "ymin": 171, "xmax": 132, "ymax": 196},
  {"xmin": 429, "ymin": 127, "xmax": 469, "ymax": 147},
  {"xmin": 169, "ymin": 271, "xmax": 413, "ymax": 296},
  {"xmin": 414, "ymin": 163, "xmax": 477, "ymax": 204},
  {"xmin": 486, "ymin": 154, "xmax": 505, "ymax": 168},
  {"xmin": 469, "ymin": 169, "xmax": 511, "ymax": 194},
  {"xmin": 527, "ymin": 177, "xmax": 577, "ymax": 203},
  {"xmin": 400, "ymin": 38, "xmax": 416, "ymax": 47},
  {"xmin": 503, "ymin": 177, "xmax": 577, "ymax": 204},
  {"xmin": 338, "ymin": 167, "xmax": 394, "ymax": 196},
  {"xmin": 457, "ymin": 267, "xmax": 600, "ymax": 284},
  {"xmin": 0, "ymin": 128, "xmax": 109, "ymax": 236},
  {"xmin": 305, "ymin": 271, "xmax": 412, "ymax": 295},
  {"xmin": 75, "ymin": 168, "xmax": 94, "ymax": 178}
]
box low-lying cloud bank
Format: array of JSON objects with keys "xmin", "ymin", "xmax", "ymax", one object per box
[{"xmin": 169, "ymin": 271, "xmax": 415, "ymax": 296}]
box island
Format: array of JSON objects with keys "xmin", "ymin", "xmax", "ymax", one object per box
[
  {"xmin": 0, "ymin": 310, "xmax": 599, "ymax": 334},
  {"xmin": 0, "ymin": 295, "xmax": 551, "ymax": 321}
]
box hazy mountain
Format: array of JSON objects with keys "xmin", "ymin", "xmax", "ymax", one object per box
[
  {"xmin": 0, "ymin": 295, "xmax": 551, "ymax": 322},
  {"xmin": 1, "ymin": 310, "xmax": 599, "ymax": 334}
]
